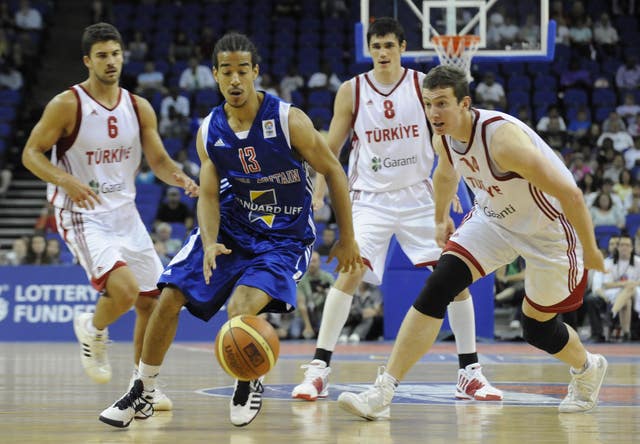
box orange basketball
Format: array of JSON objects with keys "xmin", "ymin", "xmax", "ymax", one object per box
[{"xmin": 214, "ymin": 315, "xmax": 280, "ymax": 380}]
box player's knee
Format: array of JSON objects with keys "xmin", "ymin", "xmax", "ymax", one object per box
[
  {"xmin": 412, "ymin": 254, "xmax": 472, "ymax": 319},
  {"xmin": 134, "ymin": 295, "xmax": 156, "ymax": 315},
  {"xmin": 521, "ymin": 314, "xmax": 569, "ymax": 354},
  {"xmin": 156, "ymin": 286, "xmax": 187, "ymax": 317}
]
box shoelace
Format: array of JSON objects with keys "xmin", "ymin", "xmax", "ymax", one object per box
[
  {"xmin": 115, "ymin": 380, "xmax": 154, "ymax": 418},
  {"xmin": 232, "ymin": 379, "xmax": 263, "ymax": 406},
  {"xmin": 91, "ymin": 335, "xmax": 111, "ymax": 365}
]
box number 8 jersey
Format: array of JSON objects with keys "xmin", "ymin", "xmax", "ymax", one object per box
[
  {"xmin": 48, "ymin": 85, "xmax": 143, "ymax": 213},
  {"xmin": 348, "ymin": 68, "xmax": 434, "ymax": 192}
]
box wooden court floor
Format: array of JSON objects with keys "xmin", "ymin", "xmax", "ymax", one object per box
[{"xmin": 1, "ymin": 340, "xmax": 638, "ymax": 443}]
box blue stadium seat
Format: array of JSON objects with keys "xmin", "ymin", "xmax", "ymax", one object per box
[
  {"xmin": 527, "ymin": 63, "xmax": 551, "ymax": 76},
  {"xmin": 507, "ymin": 75, "xmax": 531, "ymax": 91},
  {"xmin": 595, "ymin": 225, "xmax": 621, "ymax": 250},
  {"xmin": 136, "ymin": 183, "xmax": 164, "ymax": 205},
  {"xmin": 532, "ymin": 90, "xmax": 556, "ymax": 107},
  {"xmin": 163, "ymin": 138, "xmax": 183, "ymax": 157},
  {"xmin": 507, "ymin": 90, "xmax": 530, "ymax": 108},
  {"xmin": 501, "ymin": 63, "xmax": 526, "ymax": 77},
  {"xmin": 533, "ymin": 74, "xmax": 557, "ymax": 91},
  {"xmin": 169, "ymin": 222, "xmax": 187, "ymax": 241},
  {"xmin": 626, "ymin": 214, "xmax": 640, "ymax": 238},
  {"xmin": 307, "ymin": 90, "xmax": 333, "ymax": 108},
  {"xmin": 0, "ymin": 89, "xmax": 21, "ymax": 106},
  {"xmin": 563, "ymin": 88, "xmax": 588, "ymax": 106},
  {"xmin": 122, "ymin": 60, "xmax": 145, "ymax": 78},
  {"xmin": 194, "ymin": 88, "xmax": 220, "ymax": 108},
  {"xmin": 594, "ymin": 106, "xmax": 615, "ymax": 122},
  {"xmin": 0, "ymin": 106, "xmax": 16, "ymax": 122},
  {"xmin": 591, "ymin": 88, "xmax": 617, "ymax": 107},
  {"xmin": 307, "ymin": 107, "xmax": 332, "ymax": 127},
  {"xmin": 290, "ymin": 90, "xmax": 305, "ymax": 108},
  {"xmin": 0, "ymin": 123, "xmax": 11, "ymax": 138}
]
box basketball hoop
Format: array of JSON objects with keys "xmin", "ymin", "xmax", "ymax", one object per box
[{"xmin": 431, "ymin": 35, "xmax": 481, "ymax": 82}]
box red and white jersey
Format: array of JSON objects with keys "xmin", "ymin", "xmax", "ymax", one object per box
[
  {"xmin": 442, "ymin": 109, "xmax": 575, "ymax": 234},
  {"xmin": 348, "ymin": 68, "xmax": 434, "ymax": 192},
  {"xmin": 47, "ymin": 85, "xmax": 143, "ymax": 213}
]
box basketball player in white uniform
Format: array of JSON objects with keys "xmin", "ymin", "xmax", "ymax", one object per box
[
  {"xmin": 338, "ymin": 66, "xmax": 608, "ymax": 420},
  {"xmin": 292, "ymin": 17, "xmax": 502, "ymax": 402},
  {"xmin": 22, "ymin": 23, "xmax": 198, "ymax": 411}
]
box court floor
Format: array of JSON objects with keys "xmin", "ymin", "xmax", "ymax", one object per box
[{"xmin": 1, "ymin": 340, "xmax": 638, "ymax": 443}]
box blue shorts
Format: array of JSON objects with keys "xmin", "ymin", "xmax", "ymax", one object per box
[{"xmin": 158, "ymin": 227, "xmax": 312, "ymax": 321}]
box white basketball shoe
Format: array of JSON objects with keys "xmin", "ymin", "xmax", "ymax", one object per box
[
  {"xmin": 337, "ymin": 367, "xmax": 397, "ymax": 420},
  {"xmin": 73, "ymin": 312, "xmax": 111, "ymax": 384},
  {"xmin": 455, "ymin": 363, "xmax": 503, "ymax": 401},
  {"xmin": 291, "ymin": 359, "xmax": 331, "ymax": 401},
  {"xmin": 559, "ymin": 353, "xmax": 608, "ymax": 413}
]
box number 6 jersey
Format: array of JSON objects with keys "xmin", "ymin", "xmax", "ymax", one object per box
[{"xmin": 48, "ymin": 85, "xmax": 143, "ymax": 213}]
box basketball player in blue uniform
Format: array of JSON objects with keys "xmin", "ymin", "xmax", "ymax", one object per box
[{"xmin": 99, "ymin": 33, "xmax": 361, "ymax": 429}]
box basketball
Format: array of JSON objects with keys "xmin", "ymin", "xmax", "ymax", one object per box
[{"xmin": 214, "ymin": 315, "xmax": 280, "ymax": 380}]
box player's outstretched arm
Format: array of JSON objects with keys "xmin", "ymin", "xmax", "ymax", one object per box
[
  {"xmin": 135, "ymin": 95, "xmax": 199, "ymax": 197},
  {"xmin": 22, "ymin": 91, "xmax": 102, "ymax": 209},
  {"xmin": 491, "ymin": 123, "xmax": 604, "ymax": 272},
  {"xmin": 195, "ymin": 125, "xmax": 230, "ymax": 284},
  {"xmin": 288, "ymin": 106, "xmax": 362, "ymax": 273}
]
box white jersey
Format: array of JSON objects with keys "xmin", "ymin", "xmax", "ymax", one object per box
[
  {"xmin": 47, "ymin": 85, "xmax": 143, "ymax": 213},
  {"xmin": 348, "ymin": 68, "xmax": 434, "ymax": 192},
  {"xmin": 442, "ymin": 109, "xmax": 575, "ymax": 234}
]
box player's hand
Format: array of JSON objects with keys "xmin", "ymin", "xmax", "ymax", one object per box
[
  {"xmin": 583, "ymin": 247, "xmax": 605, "ymax": 272},
  {"xmin": 435, "ymin": 218, "xmax": 456, "ymax": 248},
  {"xmin": 302, "ymin": 326, "xmax": 315, "ymax": 339},
  {"xmin": 60, "ymin": 175, "xmax": 102, "ymax": 209},
  {"xmin": 327, "ymin": 237, "xmax": 363, "ymax": 274},
  {"xmin": 202, "ymin": 242, "xmax": 232, "ymax": 284},
  {"xmin": 173, "ymin": 172, "xmax": 199, "ymax": 197},
  {"xmin": 451, "ymin": 195, "xmax": 463, "ymax": 214},
  {"xmin": 312, "ymin": 195, "xmax": 325, "ymax": 211}
]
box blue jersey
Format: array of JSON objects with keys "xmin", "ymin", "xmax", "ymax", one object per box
[{"xmin": 202, "ymin": 93, "xmax": 315, "ymax": 249}]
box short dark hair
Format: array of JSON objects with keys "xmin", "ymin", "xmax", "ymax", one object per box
[
  {"xmin": 423, "ymin": 65, "xmax": 470, "ymax": 102},
  {"xmin": 213, "ymin": 32, "xmax": 259, "ymax": 69},
  {"xmin": 367, "ymin": 16, "xmax": 405, "ymax": 45},
  {"xmin": 81, "ymin": 22, "xmax": 123, "ymax": 56}
]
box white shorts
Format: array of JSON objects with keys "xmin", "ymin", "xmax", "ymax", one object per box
[
  {"xmin": 351, "ymin": 182, "xmax": 441, "ymax": 285},
  {"xmin": 445, "ymin": 207, "xmax": 586, "ymax": 313},
  {"xmin": 55, "ymin": 202, "xmax": 163, "ymax": 295}
]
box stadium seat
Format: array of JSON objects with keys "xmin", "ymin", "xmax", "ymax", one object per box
[
  {"xmin": 507, "ymin": 90, "xmax": 530, "ymax": 108},
  {"xmin": 626, "ymin": 214, "xmax": 640, "ymax": 238},
  {"xmin": 163, "ymin": 138, "xmax": 183, "ymax": 157},
  {"xmin": 594, "ymin": 106, "xmax": 615, "ymax": 123},
  {"xmin": 0, "ymin": 106, "xmax": 17, "ymax": 123},
  {"xmin": 0, "ymin": 89, "xmax": 21, "ymax": 106},
  {"xmin": 194, "ymin": 89, "xmax": 221, "ymax": 108},
  {"xmin": 169, "ymin": 222, "xmax": 187, "ymax": 241},
  {"xmin": 0, "ymin": 123, "xmax": 11, "ymax": 138},
  {"xmin": 591, "ymin": 88, "xmax": 617, "ymax": 108},
  {"xmin": 307, "ymin": 90, "xmax": 334, "ymax": 108},
  {"xmin": 507, "ymin": 75, "xmax": 532, "ymax": 91},
  {"xmin": 563, "ymin": 88, "xmax": 588, "ymax": 106},
  {"xmin": 533, "ymin": 74, "xmax": 557, "ymax": 91},
  {"xmin": 307, "ymin": 107, "xmax": 332, "ymax": 127},
  {"xmin": 594, "ymin": 225, "xmax": 621, "ymax": 250},
  {"xmin": 532, "ymin": 90, "xmax": 556, "ymax": 107}
]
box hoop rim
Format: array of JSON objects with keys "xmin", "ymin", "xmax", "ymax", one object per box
[{"xmin": 431, "ymin": 34, "xmax": 481, "ymax": 46}]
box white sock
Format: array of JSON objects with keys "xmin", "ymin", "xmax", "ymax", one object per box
[
  {"xmin": 572, "ymin": 353, "xmax": 591, "ymax": 374},
  {"xmin": 138, "ymin": 361, "xmax": 161, "ymax": 391},
  {"xmin": 316, "ymin": 287, "xmax": 353, "ymax": 352},
  {"xmin": 86, "ymin": 315, "xmax": 104, "ymax": 335},
  {"xmin": 447, "ymin": 297, "xmax": 476, "ymax": 355}
]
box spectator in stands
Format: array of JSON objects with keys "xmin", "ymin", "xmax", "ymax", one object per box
[
  {"xmin": 616, "ymin": 94, "xmax": 640, "ymax": 126},
  {"xmin": 174, "ymin": 149, "xmax": 199, "ymax": 180},
  {"xmin": 136, "ymin": 61, "xmax": 167, "ymax": 99},
  {"xmin": 592, "ymin": 12, "xmax": 619, "ymax": 57},
  {"xmin": 316, "ymin": 225, "xmax": 336, "ymax": 256},
  {"xmin": 540, "ymin": 116, "xmax": 568, "ymax": 151},
  {"xmin": 568, "ymin": 16, "xmax": 594, "ymax": 59},
  {"xmin": 159, "ymin": 105, "xmax": 190, "ymax": 139},
  {"xmin": 628, "ymin": 117, "xmax": 640, "ymax": 138},
  {"xmin": 567, "ymin": 107, "xmax": 592, "ymax": 139},
  {"xmin": 604, "ymin": 152, "xmax": 626, "ymax": 183},
  {"xmin": 625, "ymin": 182, "xmax": 640, "ymax": 214},
  {"xmin": 598, "ymin": 121, "xmax": 634, "ymax": 152},
  {"xmin": 536, "ymin": 105, "xmax": 566, "ymax": 133},
  {"xmin": 256, "ymin": 73, "xmax": 279, "ymax": 96},
  {"xmin": 495, "ymin": 15, "xmax": 519, "ymax": 48},
  {"xmin": 0, "ymin": 61, "xmax": 23, "ymax": 90},
  {"xmin": 279, "ymin": 64, "xmax": 304, "ymax": 103},
  {"xmin": 46, "ymin": 237, "xmax": 62, "ymax": 264},
  {"xmin": 154, "ymin": 186, "xmax": 194, "ymax": 230},
  {"xmin": 602, "ymin": 111, "xmax": 627, "ymax": 132},
  {"xmin": 296, "ymin": 251, "xmax": 336, "ymax": 339},
  {"xmin": 554, "ymin": 16, "xmax": 571, "ymax": 46},
  {"xmin": 136, "ymin": 157, "xmax": 156, "ymax": 185},
  {"xmin": 518, "ymin": 14, "xmax": 541, "ymax": 49},
  {"xmin": 578, "ymin": 172, "xmax": 601, "ymax": 197},
  {"xmin": 474, "ymin": 72, "xmax": 505, "ymax": 110},
  {"xmin": 583, "ymin": 236, "xmax": 618, "ymax": 343},
  {"xmin": 590, "ymin": 234, "xmax": 639, "ymax": 342},
  {"xmin": 322, "ymin": 0, "xmax": 349, "ymax": 18},
  {"xmin": 625, "ymin": 136, "xmax": 640, "ymax": 170},
  {"xmin": 153, "ymin": 222, "xmax": 182, "ymax": 257},
  {"xmin": 126, "ymin": 31, "xmax": 148, "ymax": 62},
  {"xmin": 613, "ymin": 0, "xmax": 637, "ymax": 15},
  {"xmin": 587, "ymin": 177, "xmax": 624, "ymax": 208},
  {"xmin": 515, "ymin": 105, "xmax": 534, "ymax": 128},
  {"xmin": 560, "ymin": 58, "xmax": 591, "ymax": 90},
  {"xmin": 568, "ymin": 0, "xmax": 590, "ymax": 26},
  {"xmin": 307, "ymin": 60, "xmax": 341, "ymax": 92},
  {"xmin": 91, "ymin": 0, "xmax": 113, "ymax": 23},
  {"xmin": 569, "ymin": 152, "xmax": 592, "ymax": 182},
  {"xmin": 196, "ymin": 26, "xmax": 215, "ymax": 62},
  {"xmin": 168, "ymin": 30, "xmax": 194, "ymax": 64},
  {"xmin": 14, "ymin": 0, "xmax": 42, "ymax": 31},
  {"xmin": 34, "ymin": 202, "xmax": 57, "ymax": 235},
  {"xmin": 5, "ymin": 237, "xmax": 27, "ymax": 265},
  {"xmin": 613, "ymin": 169, "xmax": 634, "ymax": 205},
  {"xmin": 338, "ymin": 282, "xmax": 383, "ymax": 343},
  {"xmin": 616, "ymin": 55, "xmax": 640, "ymax": 92},
  {"xmin": 160, "ymin": 86, "xmax": 190, "ymax": 121},
  {"xmin": 0, "ymin": 150, "xmax": 12, "ymax": 198},
  {"xmin": 24, "ymin": 234, "xmax": 51, "ymax": 265},
  {"xmin": 179, "ymin": 56, "xmax": 216, "ymax": 91},
  {"xmin": 0, "ymin": 1, "xmax": 15, "ymax": 30},
  {"xmin": 153, "ymin": 238, "xmax": 171, "ymax": 267},
  {"xmin": 494, "ymin": 256, "xmax": 526, "ymax": 330},
  {"xmin": 589, "ymin": 192, "xmax": 625, "ymax": 229}
]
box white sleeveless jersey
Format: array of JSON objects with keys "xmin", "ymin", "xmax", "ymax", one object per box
[
  {"xmin": 443, "ymin": 109, "xmax": 575, "ymax": 234},
  {"xmin": 348, "ymin": 68, "xmax": 434, "ymax": 192},
  {"xmin": 47, "ymin": 85, "xmax": 143, "ymax": 213}
]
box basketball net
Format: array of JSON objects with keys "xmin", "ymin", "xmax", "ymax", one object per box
[{"xmin": 431, "ymin": 35, "xmax": 481, "ymax": 82}]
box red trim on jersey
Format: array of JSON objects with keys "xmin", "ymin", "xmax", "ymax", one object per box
[
  {"xmin": 361, "ymin": 257, "xmax": 374, "ymax": 271},
  {"xmin": 71, "ymin": 211, "xmax": 92, "ymax": 269},
  {"xmin": 91, "ymin": 260, "xmax": 127, "ymax": 291},
  {"xmin": 528, "ymin": 183, "xmax": 559, "ymax": 221},
  {"xmin": 412, "ymin": 70, "xmax": 422, "ymax": 103},
  {"xmin": 363, "ymin": 68, "xmax": 408, "ymax": 97},
  {"xmin": 480, "ymin": 115, "xmax": 522, "ymax": 181},
  {"xmin": 559, "ymin": 215, "xmax": 579, "ymax": 290},
  {"xmin": 443, "ymin": 240, "xmax": 486, "ymax": 276},
  {"xmin": 352, "ymin": 76, "xmax": 361, "ymax": 128},
  {"xmin": 140, "ymin": 289, "xmax": 161, "ymax": 298},
  {"xmin": 525, "ymin": 270, "xmax": 587, "ymax": 313},
  {"xmin": 78, "ymin": 84, "xmax": 122, "ymax": 111},
  {"xmin": 128, "ymin": 92, "xmax": 143, "ymax": 141},
  {"xmin": 415, "ymin": 260, "xmax": 438, "ymax": 268}
]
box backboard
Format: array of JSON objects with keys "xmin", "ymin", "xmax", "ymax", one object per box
[{"xmin": 356, "ymin": 0, "xmax": 555, "ymax": 64}]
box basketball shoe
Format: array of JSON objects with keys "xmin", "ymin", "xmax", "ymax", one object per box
[
  {"xmin": 99, "ymin": 379, "xmax": 154, "ymax": 428},
  {"xmin": 455, "ymin": 363, "xmax": 503, "ymax": 401},
  {"xmin": 337, "ymin": 366, "xmax": 397, "ymax": 420},
  {"xmin": 230, "ymin": 377, "xmax": 264, "ymax": 427},
  {"xmin": 291, "ymin": 359, "xmax": 331, "ymax": 401},
  {"xmin": 73, "ymin": 312, "xmax": 111, "ymax": 384},
  {"xmin": 128, "ymin": 371, "xmax": 173, "ymax": 411},
  {"xmin": 559, "ymin": 353, "xmax": 608, "ymax": 413}
]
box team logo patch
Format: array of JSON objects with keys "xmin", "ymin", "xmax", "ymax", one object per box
[
  {"xmin": 88, "ymin": 179, "xmax": 100, "ymax": 194},
  {"xmin": 371, "ymin": 156, "xmax": 382, "ymax": 172},
  {"xmin": 262, "ymin": 119, "xmax": 276, "ymax": 138},
  {"xmin": 249, "ymin": 189, "xmax": 277, "ymax": 227}
]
